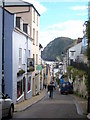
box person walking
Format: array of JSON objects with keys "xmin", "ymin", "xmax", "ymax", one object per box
[{"xmin": 48, "ymin": 82, "xmax": 55, "ymax": 98}]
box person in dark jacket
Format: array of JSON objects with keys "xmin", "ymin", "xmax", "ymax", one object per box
[{"xmin": 48, "ymin": 83, "xmax": 55, "ymax": 98}]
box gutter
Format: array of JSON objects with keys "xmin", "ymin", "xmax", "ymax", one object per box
[
  {"xmin": 5, "ymin": 4, "xmax": 40, "ymax": 16},
  {"xmin": 5, "ymin": 5, "xmax": 30, "ymax": 14}
]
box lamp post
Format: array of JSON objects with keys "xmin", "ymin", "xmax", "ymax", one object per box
[{"xmin": 2, "ymin": 0, "xmax": 5, "ymax": 94}]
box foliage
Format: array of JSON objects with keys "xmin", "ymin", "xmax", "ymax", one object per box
[
  {"xmin": 17, "ymin": 69, "xmax": 25, "ymax": 76},
  {"xmin": 78, "ymin": 70, "xmax": 84, "ymax": 78},
  {"xmin": 87, "ymin": 21, "xmax": 90, "ymax": 95},
  {"xmin": 27, "ymin": 66, "xmax": 34, "ymax": 72},
  {"xmin": 67, "ymin": 66, "xmax": 87, "ymax": 80},
  {"xmin": 67, "ymin": 66, "xmax": 73, "ymax": 79},
  {"xmin": 72, "ymin": 68, "xmax": 78, "ymax": 81},
  {"xmin": 84, "ymin": 73, "xmax": 88, "ymax": 92},
  {"xmin": 87, "ymin": 47, "xmax": 90, "ymax": 60},
  {"xmin": 56, "ymin": 77, "xmax": 60, "ymax": 85},
  {"xmin": 71, "ymin": 61, "xmax": 88, "ymax": 72}
]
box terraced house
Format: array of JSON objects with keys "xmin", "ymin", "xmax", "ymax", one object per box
[{"xmin": 0, "ymin": 0, "xmax": 42, "ymax": 103}]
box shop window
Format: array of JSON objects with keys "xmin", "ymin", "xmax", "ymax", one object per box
[
  {"xmin": 17, "ymin": 81, "xmax": 22, "ymax": 98},
  {"xmin": 27, "ymin": 76, "xmax": 31, "ymax": 91},
  {"xmin": 17, "ymin": 79, "xmax": 25, "ymax": 99}
]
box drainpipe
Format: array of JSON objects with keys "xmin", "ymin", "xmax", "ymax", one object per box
[{"xmin": 2, "ymin": 0, "xmax": 5, "ymax": 94}]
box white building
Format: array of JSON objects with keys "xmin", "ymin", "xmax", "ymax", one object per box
[
  {"xmin": 3, "ymin": 0, "xmax": 41, "ymax": 102},
  {"xmin": 0, "ymin": 6, "xmax": 35, "ymax": 103},
  {"xmin": 68, "ymin": 42, "xmax": 82, "ymax": 65}
]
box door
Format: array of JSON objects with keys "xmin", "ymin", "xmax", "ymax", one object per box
[{"xmin": 32, "ymin": 78, "xmax": 35, "ymax": 96}]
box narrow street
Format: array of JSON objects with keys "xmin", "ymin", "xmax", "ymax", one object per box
[{"xmin": 13, "ymin": 89, "xmax": 86, "ymax": 118}]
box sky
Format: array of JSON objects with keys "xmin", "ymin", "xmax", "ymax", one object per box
[{"xmin": 23, "ymin": 0, "xmax": 88, "ymax": 48}]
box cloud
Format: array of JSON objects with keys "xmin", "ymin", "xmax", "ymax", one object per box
[
  {"xmin": 76, "ymin": 12, "xmax": 87, "ymax": 16},
  {"xmin": 71, "ymin": 6, "xmax": 88, "ymax": 10},
  {"xmin": 39, "ymin": 20, "xmax": 84, "ymax": 48},
  {"xmin": 23, "ymin": 0, "xmax": 47, "ymax": 14}
]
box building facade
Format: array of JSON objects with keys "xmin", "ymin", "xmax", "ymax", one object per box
[
  {"xmin": 68, "ymin": 42, "xmax": 82, "ymax": 65},
  {"xmin": 0, "ymin": 6, "xmax": 35, "ymax": 103},
  {"xmin": 5, "ymin": 1, "xmax": 41, "ymax": 96}
]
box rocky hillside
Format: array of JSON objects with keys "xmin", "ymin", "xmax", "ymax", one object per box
[{"xmin": 41, "ymin": 37, "xmax": 74, "ymax": 61}]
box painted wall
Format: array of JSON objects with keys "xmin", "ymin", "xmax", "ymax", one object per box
[
  {"xmin": 4, "ymin": 10, "xmax": 14, "ymax": 98},
  {"xmin": 0, "ymin": 7, "xmax": 2, "ymax": 92},
  {"xmin": 12, "ymin": 30, "xmax": 32, "ymax": 103},
  {"xmin": 69, "ymin": 42, "xmax": 82, "ymax": 62},
  {"xmin": 6, "ymin": 5, "xmax": 40, "ymax": 97},
  {"xmin": 6, "ymin": 6, "xmax": 40, "ymax": 69}
]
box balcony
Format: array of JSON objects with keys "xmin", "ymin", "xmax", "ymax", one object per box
[{"xmin": 27, "ymin": 58, "xmax": 34, "ymax": 72}]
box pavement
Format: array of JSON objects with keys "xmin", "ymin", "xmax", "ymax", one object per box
[
  {"xmin": 71, "ymin": 94, "xmax": 88, "ymax": 115},
  {"xmin": 14, "ymin": 88, "xmax": 89, "ymax": 118},
  {"xmin": 14, "ymin": 89, "xmax": 46, "ymax": 112}
]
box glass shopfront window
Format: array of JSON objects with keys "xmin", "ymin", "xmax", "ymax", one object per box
[
  {"xmin": 27, "ymin": 76, "xmax": 31, "ymax": 92},
  {"xmin": 17, "ymin": 78, "xmax": 25, "ymax": 99}
]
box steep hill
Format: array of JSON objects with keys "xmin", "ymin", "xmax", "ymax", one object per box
[{"xmin": 41, "ymin": 37, "xmax": 74, "ymax": 61}]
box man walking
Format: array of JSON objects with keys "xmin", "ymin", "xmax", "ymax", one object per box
[{"xmin": 48, "ymin": 82, "xmax": 55, "ymax": 98}]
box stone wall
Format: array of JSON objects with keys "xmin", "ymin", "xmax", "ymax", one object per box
[{"xmin": 73, "ymin": 75, "xmax": 88, "ymax": 98}]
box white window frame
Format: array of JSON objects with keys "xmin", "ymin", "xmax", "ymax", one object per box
[{"xmin": 19, "ymin": 48, "xmax": 22, "ymax": 68}]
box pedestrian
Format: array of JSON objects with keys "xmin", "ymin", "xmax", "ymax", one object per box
[{"xmin": 48, "ymin": 83, "xmax": 55, "ymax": 98}]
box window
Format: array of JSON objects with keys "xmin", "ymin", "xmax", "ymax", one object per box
[
  {"xmin": 17, "ymin": 79, "xmax": 25, "ymax": 99},
  {"xmin": 33, "ymin": 9, "xmax": 35, "ymax": 23},
  {"xmin": 16, "ymin": 17, "xmax": 23, "ymax": 30},
  {"xmin": 27, "ymin": 76, "xmax": 31, "ymax": 91},
  {"xmin": 23, "ymin": 24, "xmax": 28, "ymax": 34},
  {"xmin": 19, "ymin": 48, "xmax": 22, "ymax": 68},
  {"xmin": 71, "ymin": 52, "xmax": 74, "ymax": 57},
  {"xmin": 17, "ymin": 80, "xmax": 22, "ymax": 98},
  {"xmin": 24, "ymin": 49, "xmax": 26, "ymax": 64},
  {"xmin": 36, "ymin": 54, "xmax": 38, "ymax": 65},
  {"xmin": 36, "ymin": 31, "xmax": 38, "ymax": 46},
  {"xmin": 28, "ymin": 50, "xmax": 30, "ymax": 58},
  {"xmin": 30, "ymin": 26, "xmax": 31, "ymax": 37},
  {"xmin": 33, "ymin": 54, "xmax": 35, "ymax": 65},
  {"xmin": 33, "ymin": 28, "xmax": 35, "ymax": 45},
  {"xmin": 16, "ymin": 17, "xmax": 21, "ymax": 29},
  {"xmin": 37, "ymin": 14, "xmax": 38, "ymax": 26}
]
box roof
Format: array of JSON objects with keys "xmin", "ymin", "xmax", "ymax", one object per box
[
  {"xmin": 5, "ymin": 0, "xmax": 32, "ymax": 6},
  {"xmin": 1, "ymin": 0, "xmax": 40, "ymax": 16}
]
